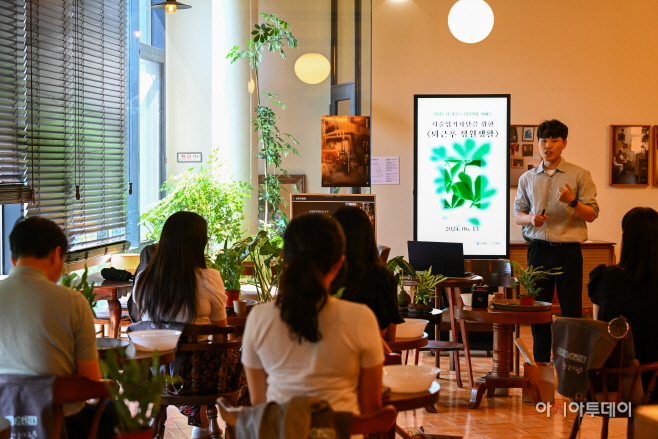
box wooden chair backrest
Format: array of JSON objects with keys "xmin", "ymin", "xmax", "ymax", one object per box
[
  {"xmin": 464, "ymin": 259, "xmax": 520, "ymax": 297},
  {"xmin": 216, "ymin": 398, "xmax": 397, "ymax": 436},
  {"xmin": 52, "ymin": 376, "xmax": 113, "ymax": 439}
]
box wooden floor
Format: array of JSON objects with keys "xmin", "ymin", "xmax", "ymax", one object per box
[{"xmin": 159, "ymin": 325, "xmax": 629, "ymax": 439}]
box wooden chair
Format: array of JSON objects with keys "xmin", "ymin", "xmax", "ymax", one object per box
[
  {"xmin": 216, "ymin": 397, "xmax": 397, "ymax": 438},
  {"xmin": 52, "ymin": 376, "xmax": 113, "ymax": 439},
  {"xmin": 94, "ymin": 308, "xmax": 132, "ymax": 338},
  {"xmin": 132, "ymin": 324, "xmax": 245, "ymax": 439}
]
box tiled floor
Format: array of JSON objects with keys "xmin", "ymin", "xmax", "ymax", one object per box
[{"xmin": 158, "ymin": 325, "xmax": 628, "ymax": 439}]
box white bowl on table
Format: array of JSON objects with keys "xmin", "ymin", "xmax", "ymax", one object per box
[
  {"xmin": 128, "ymin": 329, "xmax": 182, "ymax": 352},
  {"xmin": 383, "ymin": 365, "xmax": 440, "ymax": 393},
  {"xmin": 460, "ymin": 293, "xmax": 494, "ymax": 307},
  {"xmin": 396, "ymin": 318, "xmax": 429, "ymax": 339}
]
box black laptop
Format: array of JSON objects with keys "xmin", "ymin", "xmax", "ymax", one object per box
[{"xmin": 407, "ymin": 241, "xmax": 466, "ymax": 278}]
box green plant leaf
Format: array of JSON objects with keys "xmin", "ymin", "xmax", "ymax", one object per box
[{"xmin": 453, "ymin": 181, "xmax": 474, "ymax": 201}]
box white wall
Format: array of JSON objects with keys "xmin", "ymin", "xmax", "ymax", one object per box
[{"xmin": 371, "ymin": 0, "xmax": 658, "ymax": 258}]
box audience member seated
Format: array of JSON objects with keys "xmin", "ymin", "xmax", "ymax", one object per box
[
  {"xmin": 241, "ymin": 214, "xmax": 384, "ymax": 416},
  {"xmin": 0, "ymin": 217, "xmax": 117, "ymax": 439},
  {"xmin": 133, "ymin": 211, "xmax": 244, "ymax": 437},
  {"xmin": 589, "ymin": 206, "xmax": 658, "ymax": 401},
  {"xmin": 330, "ymin": 206, "xmax": 403, "ymax": 338}
]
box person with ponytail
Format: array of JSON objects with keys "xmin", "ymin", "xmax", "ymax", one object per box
[
  {"xmin": 589, "ymin": 206, "xmax": 658, "ymax": 400},
  {"xmin": 241, "ymin": 214, "xmax": 384, "ymax": 415},
  {"xmin": 133, "ymin": 211, "xmax": 243, "ymax": 437},
  {"xmin": 330, "ymin": 206, "xmax": 403, "ymax": 336}
]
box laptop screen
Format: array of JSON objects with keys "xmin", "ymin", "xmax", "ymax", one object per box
[{"xmin": 407, "ymin": 241, "xmax": 465, "ymax": 278}]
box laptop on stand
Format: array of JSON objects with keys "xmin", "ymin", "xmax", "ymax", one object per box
[{"xmin": 407, "ymin": 241, "xmax": 473, "ymax": 279}]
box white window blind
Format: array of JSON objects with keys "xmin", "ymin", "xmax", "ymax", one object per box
[
  {"xmin": 24, "ymin": 0, "xmax": 129, "ymax": 253},
  {"xmin": 0, "ymin": 1, "xmax": 31, "ymax": 204}
]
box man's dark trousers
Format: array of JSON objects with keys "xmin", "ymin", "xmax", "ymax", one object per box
[{"xmin": 527, "ymin": 240, "xmax": 583, "ymax": 362}]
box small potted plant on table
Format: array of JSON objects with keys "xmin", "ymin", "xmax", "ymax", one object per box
[
  {"xmin": 506, "ymin": 260, "xmax": 562, "ymax": 306},
  {"xmin": 408, "ymin": 267, "xmax": 446, "ymax": 313}
]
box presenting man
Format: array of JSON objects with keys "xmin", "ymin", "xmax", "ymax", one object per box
[
  {"xmin": 0, "ymin": 217, "xmax": 116, "ymax": 438},
  {"xmin": 513, "ymin": 119, "xmax": 599, "ymax": 362}
]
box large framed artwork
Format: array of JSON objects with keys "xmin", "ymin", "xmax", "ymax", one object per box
[
  {"xmin": 321, "ymin": 116, "xmax": 370, "ymax": 187},
  {"xmin": 610, "ymin": 125, "xmax": 650, "ymax": 187}
]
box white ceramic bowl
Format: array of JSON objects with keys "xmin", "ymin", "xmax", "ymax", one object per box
[
  {"xmin": 128, "ymin": 329, "xmax": 182, "ymax": 352},
  {"xmin": 396, "ymin": 318, "xmax": 429, "ymax": 339},
  {"xmin": 383, "ymin": 365, "xmax": 440, "ymax": 393},
  {"xmin": 460, "ymin": 293, "xmax": 494, "ymax": 307}
]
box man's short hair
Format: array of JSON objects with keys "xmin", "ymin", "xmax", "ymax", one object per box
[
  {"xmin": 537, "ymin": 119, "xmax": 568, "ymax": 140},
  {"xmin": 10, "ymin": 217, "xmax": 68, "ymax": 261}
]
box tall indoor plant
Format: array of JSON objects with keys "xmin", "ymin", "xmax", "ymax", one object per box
[{"xmin": 227, "ymin": 13, "xmax": 299, "ymax": 235}]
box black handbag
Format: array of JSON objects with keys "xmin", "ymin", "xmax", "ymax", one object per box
[{"xmin": 100, "ymin": 267, "xmax": 134, "ymax": 282}]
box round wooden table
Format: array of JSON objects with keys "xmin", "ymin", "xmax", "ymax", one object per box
[
  {"xmin": 386, "ymin": 333, "xmax": 428, "ymax": 352},
  {"xmin": 455, "ymin": 300, "xmax": 552, "ymax": 409},
  {"xmin": 85, "ymin": 272, "xmax": 133, "ymax": 339},
  {"xmin": 384, "ymin": 381, "xmax": 440, "ymax": 439}
]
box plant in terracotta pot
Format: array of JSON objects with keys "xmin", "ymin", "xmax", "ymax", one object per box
[
  {"xmin": 100, "ymin": 350, "xmax": 172, "ymax": 438},
  {"xmin": 207, "ymin": 239, "xmax": 249, "ymax": 305},
  {"xmin": 409, "ymin": 267, "xmax": 446, "ymax": 313},
  {"xmin": 386, "ymin": 256, "xmax": 416, "ymax": 307},
  {"xmin": 506, "ymin": 260, "xmax": 562, "ymax": 306}
]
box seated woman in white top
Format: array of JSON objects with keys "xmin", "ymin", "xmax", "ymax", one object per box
[
  {"xmin": 133, "ymin": 211, "xmax": 239, "ymax": 437},
  {"xmin": 241, "ymin": 214, "xmax": 384, "ymax": 415}
]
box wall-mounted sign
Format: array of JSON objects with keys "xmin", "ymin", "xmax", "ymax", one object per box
[{"xmin": 177, "ymin": 152, "xmax": 202, "ymax": 163}]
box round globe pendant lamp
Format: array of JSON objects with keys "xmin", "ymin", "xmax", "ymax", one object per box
[
  {"xmin": 448, "ymin": 0, "xmax": 494, "ymax": 44},
  {"xmin": 151, "ymin": 1, "xmax": 191, "ymax": 15},
  {"xmin": 294, "ymin": 53, "xmax": 331, "ymax": 85}
]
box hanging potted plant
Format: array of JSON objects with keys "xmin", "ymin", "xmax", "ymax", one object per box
[
  {"xmin": 506, "ymin": 260, "xmax": 562, "ymax": 306},
  {"xmin": 408, "ymin": 267, "xmax": 446, "ymax": 313},
  {"xmin": 100, "ymin": 350, "xmax": 173, "ymax": 439},
  {"xmin": 207, "ymin": 239, "xmax": 249, "ymax": 305}
]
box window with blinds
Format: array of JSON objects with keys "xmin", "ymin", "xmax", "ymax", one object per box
[
  {"xmin": 0, "ymin": 1, "xmax": 31, "ymax": 204},
  {"xmin": 24, "ymin": 0, "xmax": 129, "ymax": 252}
]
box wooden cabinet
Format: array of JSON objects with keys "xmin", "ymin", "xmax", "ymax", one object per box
[{"xmin": 509, "ymin": 241, "xmax": 616, "ymax": 313}]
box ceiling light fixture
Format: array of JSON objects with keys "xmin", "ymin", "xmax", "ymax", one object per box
[
  {"xmin": 151, "ymin": 1, "xmax": 191, "ymax": 15},
  {"xmin": 448, "ymin": 0, "xmax": 494, "ymax": 44}
]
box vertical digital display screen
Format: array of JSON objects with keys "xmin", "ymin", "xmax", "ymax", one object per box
[{"xmin": 414, "ymin": 95, "xmax": 510, "ymax": 259}]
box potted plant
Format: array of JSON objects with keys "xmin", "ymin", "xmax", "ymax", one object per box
[
  {"xmin": 386, "ymin": 256, "xmax": 416, "ymax": 308},
  {"xmin": 207, "ymin": 239, "xmax": 249, "ymax": 304},
  {"xmin": 506, "ymin": 260, "xmax": 562, "ymax": 306},
  {"xmin": 409, "ymin": 267, "xmax": 446, "ymax": 313},
  {"xmin": 61, "ymin": 264, "xmax": 97, "ymax": 317},
  {"xmin": 244, "ymin": 231, "xmax": 283, "ymax": 302},
  {"xmin": 100, "ymin": 350, "xmax": 172, "ymax": 439}
]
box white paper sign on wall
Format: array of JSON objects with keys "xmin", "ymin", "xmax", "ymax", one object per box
[
  {"xmin": 177, "ymin": 152, "xmax": 202, "ymax": 163},
  {"xmin": 371, "ymin": 157, "xmax": 400, "ymax": 185}
]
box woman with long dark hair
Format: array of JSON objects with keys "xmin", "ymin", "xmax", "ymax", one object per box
[
  {"xmin": 241, "ymin": 214, "xmax": 384, "ymax": 414},
  {"xmin": 134, "ymin": 211, "xmax": 239, "ymax": 436},
  {"xmin": 330, "ymin": 206, "xmax": 403, "ymax": 335},
  {"xmin": 589, "ymin": 206, "xmax": 658, "ymax": 399}
]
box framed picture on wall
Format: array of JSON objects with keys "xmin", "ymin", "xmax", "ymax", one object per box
[
  {"xmin": 510, "ymin": 124, "xmax": 539, "ymax": 187},
  {"xmin": 510, "ymin": 127, "xmax": 518, "ymax": 142},
  {"xmin": 258, "ymin": 174, "xmax": 306, "ymax": 224},
  {"xmin": 610, "ymin": 125, "xmax": 650, "ymax": 187}
]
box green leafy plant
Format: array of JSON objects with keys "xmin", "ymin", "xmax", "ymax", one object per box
[
  {"xmin": 444, "ymin": 160, "xmax": 482, "ymax": 209},
  {"xmin": 227, "ymin": 13, "xmax": 299, "ymax": 234},
  {"xmin": 100, "ymin": 350, "xmax": 173, "ymax": 433},
  {"xmin": 412, "ymin": 267, "xmax": 447, "ymax": 306},
  {"xmin": 206, "ymin": 239, "xmax": 249, "ymax": 291},
  {"xmin": 139, "ymin": 151, "xmax": 251, "ymax": 254},
  {"xmin": 386, "ymin": 256, "xmax": 416, "ymax": 306},
  {"xmin": 243, "ymin": 231, "xmax": 284, "ymax": 302},
  {"xmin": 506, "ymin": 260, "xmax": 563, "ymax": 297},
  {"xmin": 60, "ymin": 264, "xmax": 96, "ymax": 317}
]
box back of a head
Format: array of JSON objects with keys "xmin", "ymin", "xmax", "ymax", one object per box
[
  {"xmin": 332, "ymin": 206, "xmax": 379, "ymax": 270},
  {"xmin": 137, "ymin": 211, "xmax": 208, "ymax": 323},
  {"xmin": 9, "ymin": 217, "xmax": 68, "ymax": 261},
  {"xmin": 277, "ymin": 214, "xmax": 346, "ymax": 343},
  {"xmin": 537, "ymin": 119, "xmax": 568, "ymax": 140},
  {"xmin": 619, "ymin": 207, "xmax": 658, "ymax": 284}
]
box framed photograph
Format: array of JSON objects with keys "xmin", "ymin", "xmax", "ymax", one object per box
[
  {"xmin": 510, "ymin": 124, "xmax": 538, "ymax": 187},
  {"xmin": 528, "ymin": 164, "xmax": 535, "ymax": 170},
  {"xmin": 321, "ymin": 115, "xmax": 371, "ymax": 187},
  {"xmin": 510, "ymin": 143, "xmax": 518, "ymax": 156},
  {"xmin": 514, "ymin": 144, "xmax": 519, "ymax": 153},
  {"xmin": 610, "ymin": 125, "xmax": 650, "ymax": 186},
  {"xmin": 510, "ymin": 127, "xmax": 518, "ymax": 143},
  {"xmin": 511, "ymin": 158, "xmax": 524, "ymax": 168},
  {"xmin": 522, "ymin": 144, "xmax": 533, "ymax": 157},
  {"xmin": 522, "ymin": 126, "xmax": 534, "ymax": 142}
]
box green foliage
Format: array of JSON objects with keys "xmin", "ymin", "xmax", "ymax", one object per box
[
  {"xmin": 139, "ymin": 152, "xmax": 251, "ymax": 254},
  {"xmin": 413, "ymin": 266, "xmax": 447, "ymax": 306},
  {"xmin": 387, "ymin": 256, "xmax": 417, "ymax": 305},
  {"xmin": 60, "ymin": 264, "xmax": 96, "ymax": 317},
  {"xmin": 242, "ymin": 231, "xmax": 284, "ymax": 302},
  {"xmin": 227, "ymin": 13, "xmax": 299, "ymax": 234},
  {"xmin": 100, "ymin": 350, "xmax": 174, "ymax": 433},
  {"xmin": 206, "ymin": 239, "xmax": 249, "ymax": 291},
  {"xmin": 506, "ymin": 260, "xmax": 563, "ymax": 297}
]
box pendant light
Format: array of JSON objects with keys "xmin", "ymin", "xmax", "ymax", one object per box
[
  {"xmin": 448, "ymin": 0, "xmax": 494, "ymax": 44},
  {"xmin": 151, "ymin": 1, "xmax": 191, "ymax": 15}
]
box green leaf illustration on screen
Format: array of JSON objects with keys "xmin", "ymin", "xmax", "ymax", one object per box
[{"xmin": 430, "ymin": 139, "xmax": 496, "ymax": 210}]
